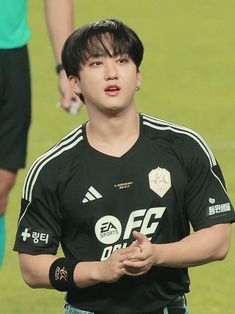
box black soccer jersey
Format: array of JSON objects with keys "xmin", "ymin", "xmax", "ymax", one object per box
[{"xmin": 14, "ymin": 113, "xmax": 235, "ymax": 314}]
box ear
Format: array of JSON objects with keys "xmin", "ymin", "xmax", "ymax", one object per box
[
  {"xmin": 136, "ymin": 71, "xmax": 141, "ymax": 89},
  {"xmin": 69, "ymin": 75, "xmax": 81, "ymax": 96}
]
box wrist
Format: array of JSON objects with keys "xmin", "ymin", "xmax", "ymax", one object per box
[
  {"xmin": 152, "ymin": 244, "xmax": 163, "ymax": 266},
  {"xmin": 73, "ymin": 261, "xmax": 102, "ymax": 288},
  {"xmin": 90, "ymin": 261, "xmax": 104, "ymax": 282},
  {"xmin": 55, "ymin": 63, "xmax": 64, "ymax": 75}
]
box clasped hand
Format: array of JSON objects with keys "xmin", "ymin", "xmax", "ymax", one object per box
[{"xmin": 100, "ymin": 231, "xmax": 155, "ymax": 283}]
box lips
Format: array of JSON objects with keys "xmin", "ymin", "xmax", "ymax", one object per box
[{"xmin": 104, "ymin": 85, "xmax": 121, "ymax": 96}]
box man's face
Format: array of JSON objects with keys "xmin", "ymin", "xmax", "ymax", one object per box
[{"xmin": 70, "ymin": 44, "xmax": 141, "ymax": 115}]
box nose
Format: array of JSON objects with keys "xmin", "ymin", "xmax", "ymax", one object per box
[{"xmin": 104, "ymin": 59, "xmax": 118, "ymax": 80}]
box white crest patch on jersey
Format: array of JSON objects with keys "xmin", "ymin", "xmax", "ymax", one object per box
[{"xmin": 148, "ymin": 167, "xmax": 171, "ymax": 198}]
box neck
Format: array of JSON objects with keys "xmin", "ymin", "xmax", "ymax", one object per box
[{"xmin": 86, "ymin": 107, "xmax": 140, "ymax": 157}]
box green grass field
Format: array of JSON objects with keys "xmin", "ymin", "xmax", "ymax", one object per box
[{"xmin": 1, "ymin": 0, "xmax": 235, "ymax": 313}]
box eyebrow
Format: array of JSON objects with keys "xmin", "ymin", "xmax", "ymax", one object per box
[
  {"xmin": 88, "ymin": 52, "xmax": 110, "ymax": 58},
  {"xmin": 87, "ymin": 51, "xmax": 129, "ymax": 59}
]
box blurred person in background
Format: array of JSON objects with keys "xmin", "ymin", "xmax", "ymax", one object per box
[{"xmin": 0, "ymin": 0, "xmax": 81, "ymax": 268}]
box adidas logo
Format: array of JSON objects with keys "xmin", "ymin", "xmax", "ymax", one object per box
[{"xmin": 82, "ymin": 186, "xmax": 103, "ymax": 203}]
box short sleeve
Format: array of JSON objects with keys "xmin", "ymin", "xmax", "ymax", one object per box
[
  {"xmin": 13, "ymin": 166, "xmax": 62, "ymax": 255},
  {"xmin": 184, "ymin": 136, "xmax": 235, "ymax": 231}
]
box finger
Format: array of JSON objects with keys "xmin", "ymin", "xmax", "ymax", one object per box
[
  {"xmin": 60, "ymin": 96, "xmax": 72, "ymax": 111},
  {"xmin": 123, "ymin": 258, "xmax": 150, "ymax": 268},
  {"xmin": 112, "ymin": 248, "xmax": 141, "ymax": 264},
  {"xmin": 124, "ymin": 265, "xmax": 150, "ymax": 276},
  {"xmin": 69, "ymin": 100, "xmax": 80, "ymax": 115},
  {"xmin": 125, "ymin": 264, "xmax": 150, "ymax": 273},
  {"xmin": 130, "ymin": 240, "xmax": 137, "ymax": 247},
  {"xmin": 132, "ymin": 231, "xmax": 148, "ymax": 244},
  {"xmin": 56, "ymin": 101, "xmax": 70, "ymax": 114},
  {"xmin": 117, "ymin": 246, "xmax": 141, "ymax": 255},
  {"xmin": 124, "ymin": 247, "xmax": 150, "ymax": 261}
]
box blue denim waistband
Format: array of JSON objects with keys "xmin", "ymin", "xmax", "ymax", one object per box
[{"xmin": 64, "ymin": 295, "xmax": 189, "ymax": 314}]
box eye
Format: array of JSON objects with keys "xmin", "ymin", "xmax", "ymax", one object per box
[
  {"xmin": 89, "ymin": 60, "xmax": 103, "ymax": 67},
  {"xmin": 117, "ymin": 57, "xmax": 128, "ymax": 64}
]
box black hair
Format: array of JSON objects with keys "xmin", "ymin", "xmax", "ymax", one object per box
[{"xmin": 61, "ymin": 19, "xmax": 144, "ymax": 78}]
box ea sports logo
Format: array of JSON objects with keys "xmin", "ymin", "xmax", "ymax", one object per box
[{"xmin": 95, "ymin": 215, "xmax": 122, "ymax": 244}]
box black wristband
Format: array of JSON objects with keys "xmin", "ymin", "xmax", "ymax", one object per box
[
  {"xmin": 55, "ymin": 63, "xmax": 64, "ymax": 74},
  {"xmin": 49, "ymin": 258, "xmax": 78, "ymax": 291}
]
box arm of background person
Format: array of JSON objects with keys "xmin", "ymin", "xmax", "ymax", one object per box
[
  {"xmin": 122, "ymin": 223, "xmax": 232, "ymax": 275},
  {"xmin": 44, "ymin": 0, "xmax": 81, "ymax": 112}
]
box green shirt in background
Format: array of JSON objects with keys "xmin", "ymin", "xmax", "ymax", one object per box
[{"xmin": 0, "ymin": 0, "xmax": 31, "ymax": 48}]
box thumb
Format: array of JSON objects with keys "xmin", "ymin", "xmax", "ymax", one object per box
[{"xmin": 132, "ymin": 231, "xmax": 148, "ymax": 245}]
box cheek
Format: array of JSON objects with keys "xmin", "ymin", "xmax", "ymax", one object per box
[
  {"xmin": 79, "ymin": 70, "xmax": 101, "ymax": 88},
  {"xmin": 125, "ymin": 68, "xmax": 139, "ymax": 84},
  {"xmin": 125, "ymin": 74, "xmax": 139, "ymax": 90},
  {"xmin": 80, "ymin": 80, "xmax": 102, "ymax": 102},
  {"xmin": 80, "ymin": 77, "xmax": 98, "ymax": 93}
]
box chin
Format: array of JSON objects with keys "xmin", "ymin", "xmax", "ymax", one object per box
[{"xmin": 104, "ymin": 106, "xmax": 124, "ymax": 115}]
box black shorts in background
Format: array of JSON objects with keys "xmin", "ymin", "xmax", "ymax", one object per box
[{"xmin": 0, "ymin": 45, "xmax": 31, "ymax": 170}]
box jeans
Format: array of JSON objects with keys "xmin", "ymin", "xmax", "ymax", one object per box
[
  {"xmin": 64, "ymin": 296, "xmax": 190, "ymax": 314},
  {"xmin": 64, "ymin": 303, "xmax": 94, "ymax": 314}
]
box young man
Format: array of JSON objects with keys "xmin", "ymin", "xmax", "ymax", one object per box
[
  {"xmin": 0, "ymin": 0, "xmax": 81, "ymax": 267},
  {"xmin": 14, "ymin": 19, "xmax": 234, "ymax": 314}
]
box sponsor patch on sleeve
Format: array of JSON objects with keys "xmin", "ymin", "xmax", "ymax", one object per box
[
  {"xmin": 19, "ymin": 227, "xmax": 51, "ymax": 248},
  {"xmin": 208, "ymin": 202, "xmax": 231, "ymax": 217}
]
